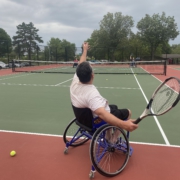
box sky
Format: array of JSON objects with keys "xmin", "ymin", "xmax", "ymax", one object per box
[{"xmin": 1, "ymin": 0, "xmax": 180, "ymax": 47}]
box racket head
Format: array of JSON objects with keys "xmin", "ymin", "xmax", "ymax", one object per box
[
  {"xmin": 150, "ymin": 77, "xmax": 180, "ymax": 115},
  {"xmin": 134, "ymin": 77, "xmax": 180, "ymax": 124}
]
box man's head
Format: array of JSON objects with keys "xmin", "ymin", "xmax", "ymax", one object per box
[{"xmin": 76, "ymin": 61, "xmax": 93, "ymax": 83}]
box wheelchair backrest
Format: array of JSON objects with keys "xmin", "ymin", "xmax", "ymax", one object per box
[{"xmin": 72, "ymin": 105, "xmax": 93, "ymax": 129}]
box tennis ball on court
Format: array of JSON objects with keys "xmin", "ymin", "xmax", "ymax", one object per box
[{"xmin": 10, "ymin": 150, "xmax": 16, "ymax": 157}]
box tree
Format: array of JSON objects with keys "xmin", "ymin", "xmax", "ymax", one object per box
[
  {"xmin": 86, "ymin": 30, "xmax": 109, "ymax": 60},
  {"xmin": 12, "ymin": 22, "xmax": 43, "ymax": 59},
  {"xmin": 137, "ymin": 12, "xmax": 179, "ymax": 59},
  {"xmin": 87, "ymin": 12, "xmax": 134, "ymax": 60},
  {"xmin": 47, "ymin": 38, "xmax": 75, "ymax": 61},
  {"xmin": 0, "ymin": 28, "xmax": 12, "ymax": 58},
  {"xmin": 171, "ymin": 44, "xmax": 180, "ymax": 54}
]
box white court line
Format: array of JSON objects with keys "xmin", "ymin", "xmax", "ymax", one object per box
[
  {"xmin": 0, "ymin": 129, "xmax": 179, "ymax": 148},
  {"xmin": 130, "ymin": 141, "xmax": 180, "ymax": 148},
  {"xmin": 0, "ymin": 82, "xmax": 140, "ymax": 90},
  {"xmin": 0, "ymin": 73, "xmax": 32, "ymax": 81},
  {"xmin": 37, "ymin": 66, "xmax": 73, "ymax": 72},
  {"xmin": 131, "ymin": 69, "xmax": 170, "ymax": 145},
  {"xmin": 54, "ymin": 78, "xmax": 73, "ymax": 86}
]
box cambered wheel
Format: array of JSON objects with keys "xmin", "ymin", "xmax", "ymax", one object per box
[
  {"xmin": 63, "ymin": 118, "xmax": 89, "ymax": 147},
  {"xmin": 90, "ymin": 124, "xmax": 130, "ymax": 177}
]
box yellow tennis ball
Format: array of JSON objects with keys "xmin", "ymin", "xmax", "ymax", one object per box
[{"xmin": 10, "ymin": 150, "xmax": 16, "ymax": 157}]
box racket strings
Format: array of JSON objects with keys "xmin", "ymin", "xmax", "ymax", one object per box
[{"xmin": 152, "ymin": 79, "xmax": 180, "ymax": 115}]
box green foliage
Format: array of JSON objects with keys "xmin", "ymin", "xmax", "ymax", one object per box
[
  {"xmin": 87, "ymin": 12, "xmax": 134, "ymax": 61},
  {"xmin": 171, "ymin": 44, "xmax": 180, "ymax": 54},
  {"xmin": 47, "ymin": 38, "xmax": 75, "ymax": 61},
  {"xmin": 1, "ymin": 11, "xmax": 179, "ymax": 62},
  {"xmin": 125, "ymin": 33, "xmax": 149, "ymax": 60},
  {"xmin": 0, "ymin": 28, "xmax": 12, "ymax": 57},
  {"xmin": 137, "ymin": 12, "xmax": 179, "ymax": 59},
  {"xmin": 12, "ymin": 22, "xmax": 43, "ymax": 59}
]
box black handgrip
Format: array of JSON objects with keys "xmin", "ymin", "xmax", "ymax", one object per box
[{"xmin": 134, "ymin": 117, "xmax": 142, "ymax": 124}]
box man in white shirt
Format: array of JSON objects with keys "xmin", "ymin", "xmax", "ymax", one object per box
[{"xmin": 70, "ymin": 42, "xmax": 138, "ymax": 132}]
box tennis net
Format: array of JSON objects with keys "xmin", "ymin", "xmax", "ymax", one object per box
[{"xmin": 12, "ymin": 60, "xmax": 167, "ymax": 75}]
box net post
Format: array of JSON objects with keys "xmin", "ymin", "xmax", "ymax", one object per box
[{"xmin": 12, "ymin": 60, "xmax": 15, "ymax": 72}]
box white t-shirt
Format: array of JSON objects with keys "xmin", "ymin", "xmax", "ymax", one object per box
[{"xmin": 70, "ymin": 73, "xmax": 110, "ymax": 117}]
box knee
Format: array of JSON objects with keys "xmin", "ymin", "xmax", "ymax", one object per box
[{"xmin": 127, "ymin": 109, "xmax": 131, "ymax": 119}]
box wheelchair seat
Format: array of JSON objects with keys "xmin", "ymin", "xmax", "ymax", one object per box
[{"xmin": 63, "ymin": 105, "xmax": 133, "ymax": 179}]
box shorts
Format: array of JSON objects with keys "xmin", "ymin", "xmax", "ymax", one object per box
[
  {"xmin": 73, "ymin": 63, "xmax": 78, "ymax": 67},
  {"xmin": 109, "ymin": 104, "xmax": 129, "ymax": 120}
]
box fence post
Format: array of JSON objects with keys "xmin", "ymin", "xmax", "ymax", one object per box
[
  {"xmin": 56, "ymin": 47, "xmax": 57, "ymax": 61},
  {"xmin": 36, "ymin": 45, "xmax": 39, "ymax": 60},
  {"xmin": 18, "ymin": 42, "xmax": 20, "ymax": 59},
  {"xmin": 7, "ymin": 42, "xmax": 9, "ymax": 63}
]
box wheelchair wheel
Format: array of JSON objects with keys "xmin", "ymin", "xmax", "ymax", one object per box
[
  {"xmin": 90, "ymin": 124, "xmax": 130, "ymax": 177},
  {"xmin": 63, "ymin": 118, "xmax": 89, "ymax": 147}
]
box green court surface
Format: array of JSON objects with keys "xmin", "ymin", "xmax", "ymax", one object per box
[
  {"xmin": 0, "ymin": 72, "xmax": 180, "ymax": 146},
  {"xmin": 173, "ymin": 67, "xmax": 180, "ymax": 71}
]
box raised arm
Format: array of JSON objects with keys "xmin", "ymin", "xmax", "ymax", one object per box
[{"xmin": 79, "ymin": 42, "xmax": 90, "ymax": 64}]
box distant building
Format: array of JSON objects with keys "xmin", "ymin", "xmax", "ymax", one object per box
[
  {"xmin": 161, "ymin": 54, "xmax": 180, "ymax": 59},
  {"xmin": 161, "ymin": 54, "xmax": 180, "ymax": 64}
]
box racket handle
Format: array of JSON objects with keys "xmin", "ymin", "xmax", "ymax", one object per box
[{"xmin": 134, "ymin": 117, "xmax": 142, "ymax": 124}]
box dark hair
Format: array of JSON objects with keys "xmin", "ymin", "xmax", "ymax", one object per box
[{"xmin": 76, "ymin": 62, "xmax": 92, "ymax": 83}]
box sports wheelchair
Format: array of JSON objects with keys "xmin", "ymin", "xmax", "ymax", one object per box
[{"xmin": 63, "ymin": 106, "xmax": 133, "ymax": 178}]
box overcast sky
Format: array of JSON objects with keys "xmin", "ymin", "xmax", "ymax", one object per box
[{"xmin": 1, "ymin": 0, "xmax": 180, "ymax": 47}]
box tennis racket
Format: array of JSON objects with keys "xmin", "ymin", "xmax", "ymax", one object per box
[{"xmin": 134, "ymin": 77, "xmax": 180, "ymax": 124}]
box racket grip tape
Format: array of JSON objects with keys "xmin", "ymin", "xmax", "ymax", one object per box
[{"xmin": 134, "ymin": 117, "xmax": 142, "ymax": 124}]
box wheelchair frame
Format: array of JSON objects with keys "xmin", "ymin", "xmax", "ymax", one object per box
[{"xmin": 63, "ymin": 117, "xmax": 133, "ymax": 179}]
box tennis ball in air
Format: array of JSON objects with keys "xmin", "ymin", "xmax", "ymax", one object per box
[{"xmin": 10, "ymin": 150, "xmax": 16, "ymax": 157}]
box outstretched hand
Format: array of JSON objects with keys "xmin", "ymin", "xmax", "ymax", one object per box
[
  {"xmin": 79, "ymin": 42, "xmax": 90, "ymax": 64},
  {"xmin": 82, "ymin": 42, "xmax": 90, "ymax": 51}
]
